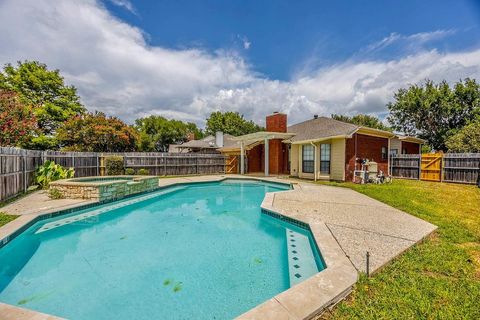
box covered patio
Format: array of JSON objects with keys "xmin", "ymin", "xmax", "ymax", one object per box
[{"xmin": 231, "ymin": 131, "xmax": 295, "ymax": 176}]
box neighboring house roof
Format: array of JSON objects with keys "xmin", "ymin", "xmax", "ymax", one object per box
[
  {"xmin": 168, "ymin": 144, "xmax": 183, "ymax": 153},
  {"xmin": 286, "ymin": 117, "xmax": 360, "ymax": 143},
  {"xmin": 176, "ymin": 134, "xmax": 238, "ymax": 150}
]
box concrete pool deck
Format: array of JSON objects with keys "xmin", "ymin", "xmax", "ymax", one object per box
[{"xmin": 0, "ymin": 175, "xmax": 436, "ymax": 320}]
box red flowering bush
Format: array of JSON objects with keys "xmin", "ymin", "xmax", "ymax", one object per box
[{"xmin": 0, "ymin": 90, "xmax": 38, "ymax": 147}]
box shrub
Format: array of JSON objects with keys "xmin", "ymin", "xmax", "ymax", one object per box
[
  {"xmin": 105, "ymin": 156, "xmax": 124, "ymax": 175},
  {"xmin": 35, "ymin": 160, "xmax": 75, "ymax": 189},
  {"xmin": 138, "ymin": 168, "xmax": 149, "ymax": 175},
  {"xmin": 48, "ymin": 188, "xmax": 64, "ymax": 199},
  {"xmin": 125, "ymin": 168, "xmax": 135, "ymax": 175}
]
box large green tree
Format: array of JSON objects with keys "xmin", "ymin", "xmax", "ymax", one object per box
[
  {"xmin": 56, "ymin": 112, "xmax": 138, "ymax": 152},
  {"xmin": 445, "ymin": 118, "xmax": 480, "ymax": 153},
  {"xmin": 205, "ymin": 111, "xmax": 263, "ymax": 136},
  {"xmin": 135, "ymin": 115, "xmax": 203, "ymax": 152},
  {"xmin": 331, "ymin": 114, "xmax": 391, "ymax": 131},
  {"xmin": 0, "ymin": 61, "xmax": 85, "ymax": 148},
  {"xmin": 387, "ymin": 79, "xmax": 480, "ymax": 151},
  {"xmin": 0, "ymin": 90, "xmax": 38, "ymax": 147}
]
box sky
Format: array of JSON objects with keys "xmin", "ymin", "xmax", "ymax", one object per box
[{"xmin": 0, "ymin": 0, "xmax": 480, "ymax": 127}]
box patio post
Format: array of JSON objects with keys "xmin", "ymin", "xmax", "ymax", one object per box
[
  {"xmin": 264, "ymin": 137, "xmax": 269, "ymax": 176},
  {"xmin": 240, "ymin": 141, "xmax": 245, "ymax": 174}
]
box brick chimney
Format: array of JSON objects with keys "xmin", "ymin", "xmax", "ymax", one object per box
[
  {"xmin": 266, "ymin": 111, "xmax": 287, "ymax": 133},
  {"xmin": 265, "ymin": 112, "xmax": 288, "ymax": 175}
]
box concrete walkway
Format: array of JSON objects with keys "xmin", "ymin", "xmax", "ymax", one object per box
[
  {"xmin": 1, "ymin": 190, "xmax": 93, "ymax": 216},
  {"xmin": 270, "ymin": 182, "xmax": 436, "ymax": 273}
]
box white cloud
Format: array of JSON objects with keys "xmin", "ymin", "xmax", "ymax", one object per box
[
  {"xmin": 242, "ymin": 37, "xmax": 251, "ymax": 50},
  {"xmin": 365, "ymin": 29, "xmax": 456, "ymax": 53},
  {"xmin": 107, "ymin": 0, "xmax": 137, "ymax": 15},
  {"xmin": 0, "ymin": 0, "xmax": 479, "ymax": 128}
]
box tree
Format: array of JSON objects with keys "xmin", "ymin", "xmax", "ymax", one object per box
[
  {"xmin": 445, "ymin": 118, "xmax": 480, "ymax": 153},
  {"xmin": 331, "ymin": 114, "xmax": 391, "ymax": 131},
  {"xmin": 0, "ymin": 90, "xmax": 38, "ymax": 147},
  {"xmin": 205, "ymin": 111, "xmax": 263, "ymax": 136},
  {"xmin": 56, "ymin": 112, "xmax": 138, "ymax": 152},
  {"xmin": 135, "ymin": 115, "xmax": 203, "ymax": 152},
  {"xmin": 0, "ymin": 61, "xmax": 85, "ymax": 140},
  {"xmin": 387, "ymin": 79, "xmax": 480, "ymax": 151}
]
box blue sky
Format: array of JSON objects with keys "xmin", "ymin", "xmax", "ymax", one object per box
[
  {"xmin": 105, "ymin": 0, "xmax": 480, "ymax": 80},
  {"xmin": 1, "ymin": 0, "xmax": 480, "ymax": 126}
]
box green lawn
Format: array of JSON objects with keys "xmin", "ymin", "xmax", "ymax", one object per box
[
  {"xmin": 0, "ymin": 193, "xmax": 24, "ymax": 227},
  {"xmin": 0, "ymin": 212, "xmax": 17, "ymax": 228},
  {"xmin": 318, "ymin": 179, "xmax": 480, "ymax": 319}
]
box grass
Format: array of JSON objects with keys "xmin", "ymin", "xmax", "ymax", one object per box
[
  {"xmin": 317, "ymin": 179, "xmax": 480, "ymax": 319},
  {"xmin": 0, "ymin": 212, "xmax": 18, "ymax": 227},
  {"xmin": 0, "ymin": 190, "xmax": 31, "ymax": 228}
]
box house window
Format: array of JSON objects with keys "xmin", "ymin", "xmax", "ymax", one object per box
[
  {"xmin": 320, "ymin": 144, "xmax": 331, "ymax": 174},
  {"xmin": 390, "ymin": 149, "xmax": 398, "ymax": 156},
  {"xmin": 302, "ymin": 145, "xmax": 314, "ymax": 173},
  {"xmin": 381, "ymin": 146, "xmax": 387, "ymax": 160}
]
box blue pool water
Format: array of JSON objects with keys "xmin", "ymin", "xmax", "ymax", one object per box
[{"xmin": 0, "ymin": 180, "xmax": 324, "ymax": 319}]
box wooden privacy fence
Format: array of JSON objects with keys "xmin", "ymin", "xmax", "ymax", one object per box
[
  {"xmin": 0, "ymin": 147, "xmax": 226, "ymax": 201},
  {"xmin": 390, "ymin": 153, "xmax": 480, "ymax": 185}
]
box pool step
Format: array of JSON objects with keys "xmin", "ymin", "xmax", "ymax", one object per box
[
  {"xmin": 286, "ymin": 229, "xmax": 318, "ymax": 287},
  {"xmin": 35, "ymin": 186, "xmax": 186, "ymax": 234}
]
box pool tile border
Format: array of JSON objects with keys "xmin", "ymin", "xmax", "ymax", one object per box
[{"xmin": 0, "ymin": 175, "xmax": 356, "ymax": 320}]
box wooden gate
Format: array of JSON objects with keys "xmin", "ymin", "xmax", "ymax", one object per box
[
  {"xmin": 225, "ymin": 155, "xmax": 238, "ymax": 174},
  {"xmin": 421, "ymin": 153, "xmax": 442, "ymax": 182}
]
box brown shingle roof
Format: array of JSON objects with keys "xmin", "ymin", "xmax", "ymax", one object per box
[{"xmin": 287, "ymin": 117, "xmax": 359, "ymax": 142}]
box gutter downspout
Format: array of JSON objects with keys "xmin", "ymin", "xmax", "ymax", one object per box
[{"xmin": 310, "ymin": 142, "xmax": 318, "ymax": 182}]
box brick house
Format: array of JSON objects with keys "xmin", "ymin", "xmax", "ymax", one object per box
[{"xmin": 221, "ymin": 112, "xmax": 423, "ymax": 181}]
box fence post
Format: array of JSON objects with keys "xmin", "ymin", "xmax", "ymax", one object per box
[
  {"xmin": 23, "ymin": 153, "xmax": 27, "ymax": 192},
  {"xmin": 163, "ymin": 154, "xmax": 167, "ymax": 176},
  {"xmin": 96, "ymin": 155, "xmax": 99, "ymax": 176},
  {"xmin": 418, "ymin": 155, "xmax": 421, "ymax": 180},
  {"xmin": 440, "ymin": 154, "xmax": 444, "ymax": 182},
  {"xmin": 196, "ymin": 156, "xmax": 198, "ymax": 174}
]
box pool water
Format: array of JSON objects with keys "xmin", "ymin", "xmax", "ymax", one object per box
[{"xmin": 0, "ymin": 180, "xmax": 324, "ymax": 319}]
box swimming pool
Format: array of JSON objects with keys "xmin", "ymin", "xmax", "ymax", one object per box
[{"xmin": 0, "ymin": 179, "xmax": 325, "ymax": 319}]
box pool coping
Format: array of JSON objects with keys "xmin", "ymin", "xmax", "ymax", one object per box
[{"xmin": 0, "ymin": 175, "xmax": 357, "ymax": 320}]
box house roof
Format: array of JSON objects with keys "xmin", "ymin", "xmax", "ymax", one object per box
[
  {"xmin": 286, "ymin": 117, "xmax": 359, "ymax": 143},
  {"xmin": 285, "ymin": 116, "xmax": 397, "ymax": 144}
]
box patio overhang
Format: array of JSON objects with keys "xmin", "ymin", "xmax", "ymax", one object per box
[
  {"xmin": 355, "ymin": 127, "xmax": 396, "ymax": 139},
  {"xmin": 398, "ymin": 136, "xmax": 425, "ymax": 144},
  {"xmin": 231, "ymin": 131, "xmax": 295, "ymax": 176}
]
